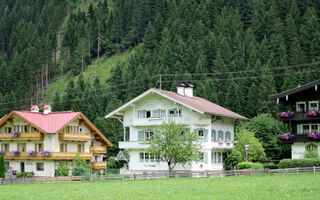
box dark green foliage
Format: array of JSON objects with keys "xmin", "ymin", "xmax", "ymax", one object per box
[
  {"xmin": 223, "ymin": 151, "xmax": 242, "ymax": 170},
  {"xmin": 72, "ymin": 154, "xmax": 91, "ymax": 176},
  {"xmin": 263, "ymin": 163, "xmax": 279, "ymax": 169},
  {"xmin": 237, "ymin": 162, "xmax": 264, "ymax": 170},
  {"xmin": 55, "ymin": 162, "xmax": 69, "ymax": 177},
  {"xmin": 279, "ymin": 159, "xmax": 320, "ymax": 168},
  {"xmin": 16, "ymin": 171, "xmax": 34, "ymax": 178},
  {"xmin": 0, "ymin": 156, "xmax": 5, "ymax": 178}
]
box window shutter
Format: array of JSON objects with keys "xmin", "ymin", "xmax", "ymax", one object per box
[
  {"xmin": 7, "ymin": 144, "xmax": 9, "ymax": 152},
  {"xmin": 204, "ymin": 129, "xmax": 208, "ymax": 142},
  {"xmin": 60, "ymin": 144, "xmax": 63, "ymax": 152},
  {"xmin": 204, "ymin": 152, "xmax": 208, "ymax": 164},
  {"xmin": 66, "ymin": 144, "xmax": 68, "ymax": 152},
  {"xmin": 138, "ymin": 130, "xmax": 144, "ymax": 141},
  {"xmin": 77, "ymin": 144, "xmax": 80, "ymax": 153},
  {"xmin": 24, "ymin": 144, "xmax": 26, "ymax": 152},
  {"xmin": 17, "ymin": 144, "xmax": 20, "ymax": 152},
  {"xmin": 1, "ymin": 144, "xmax": 3, "ymax": 151},
  {"xmin": 35, "ymin": 143, "xmax": 37, "ymax": 152}
]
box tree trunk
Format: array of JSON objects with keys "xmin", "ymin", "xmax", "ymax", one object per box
[{"xmin": 168, "ymin": 162, "xmax": 173, "ymax": 178}]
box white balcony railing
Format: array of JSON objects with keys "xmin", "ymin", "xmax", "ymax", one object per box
[{"xmin": 119, "ymin": 141, "xmax": 149, "ymax": 149}]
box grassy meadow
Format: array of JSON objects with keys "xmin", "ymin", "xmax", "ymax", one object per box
[{"xmin": 0, "ymin": 174, "xmax": 319, "ymax": 200}]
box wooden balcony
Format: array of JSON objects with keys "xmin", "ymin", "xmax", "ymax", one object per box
[
  {"xmin": 0, "ymin": 132, "xmax": 43, "ymax": 141},
  {"xmin": 90, "ymin": 146, "xmax": 107, "ymax": 154},
  {"xmin": 278, "ymin": 133, "xmax": 319, "ymax": 144},
  {"xmin": 279, "ymin": 112, "xmax": 320, "ymax": 122},
  {"xmin": 91, "ymin": 162, "xmax": 107, "ymax": 170},
  {"xmin": 4, "ymin": 152, "xmax": 92, "ymax": 160},
  {"xmin": 59, "ymin": 133, "xmax": 91, "ymax": 142}
]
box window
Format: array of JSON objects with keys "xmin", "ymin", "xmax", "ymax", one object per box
[
  {"xmin": 138, "ymin": 110, "xmax": 146, "ymax": 118},
  {"xmin": 31, "ymin": 127, "xmax": 37, "ymax": 133},
  {"xmin": 1, "ymin": 143, "xmax": 9, "ymax": 152},
  {"xmin": 218, "ymin": 130, "xmax": 224, "ymax": 141},
  {"xmin": 17, "ymin": 143, "xmax": 26, "ymax": 152},
  {"xmin": 139, "ymin": 152, "xmax": 159, "ymax": 163},
  {"xmin": 296, "ymin": 102, "xmax": 306, "ymax": 112},
  {"xmin": 311, "ymin": 125, "xmax": 318, "ymax": 133},
  {"xmin": 15, "ymin": 125, "xmax": 21, "ymax": 132},
  {"xmin": 79, "ymin": 127, "xmax": 83, "ymax": 134},
  {"xmin": 60, "ymin": 144, "xmax": 67, "ymax": 152},
  {"xmin": 66, "ymin": 126, "xmax": 71, "ymax": 133},
  {"xmin": 168, "ymin": 108, "xmax": 182, "ymax": 117},
  {"xmin": 73, "ymin": 126, "xmax": 78, "ymax": 134},
  {"xmin": 309, "ymin": 101, "xmax": 319, "ymax": 111},
  {"xmin": 151, "ymin": 109, "xmax": 166, "ymax": 118},
  {"xmin": 303, "ymin": 125, "xmax": 310, "ymax": 134},
  {"xmin": 124, "ymin": 127, "xmax": 130, "ymax": 141},
  {"xmin": 78, "ymin": 144, "xmax": 84, "ymax": 153},
  {"xmin": 145, "ymin": 131, "xmax": 154, "ymax": 140},
  {"xmin": 36, "ymin": 163, "xmax": 44, "ymax": 171},
  {"xmin": 22, "ymin": 125, "xmax": 28, "ymax": 133},
  {"xmin": 225, "ymin": 131, "xmax": 231, "ymax": 141},
  {"xmin": 212, "ymin": 152, "xmax": 223, "ymax": 164},
  {"xmin": 211, "ymin": 129, "xmax": 217, "ymax": 142},
  {"xmin": 35, "ymin": 143, "xmax": 43, "ymax": 152},
  {"xmin": 5, "ymin": 127, "xmax": 12, "ymax": 133},
  {"xmin": 198, "ymin": 130, "xmax": 204, "ymax": 141}
]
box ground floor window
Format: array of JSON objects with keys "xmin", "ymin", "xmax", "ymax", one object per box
[
  {"xmin": 36, "ymin": 162, "xmax": 44, "ymax": 171},
  {"xmin": 139, "ymin": 152, "xmax": 160, "ymax": 163},
  {"xmin": 212, "ymin": 152, "xmax": 223, "ymax": 164}
]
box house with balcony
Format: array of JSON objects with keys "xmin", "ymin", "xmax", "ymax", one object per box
[
  {"xmin": 269, "ymin": 79, "xmax": 320, "ymax": 158},
  {"xmin": 0, "ymin": 105, "xmax": 112, "ymax": 177},
  {"xmin": 105, "ymin": 84, "xmax": 248, "ymax": 174}
]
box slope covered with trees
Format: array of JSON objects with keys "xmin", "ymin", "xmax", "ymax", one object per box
[{"xmin": 1, "ymin": 0, "xmax": 320, "ymax": 158}]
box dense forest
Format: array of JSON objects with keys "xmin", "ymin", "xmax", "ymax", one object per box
[{"xmin": 1, "ymin": 0, "xmax": 320, "ymax": 157}]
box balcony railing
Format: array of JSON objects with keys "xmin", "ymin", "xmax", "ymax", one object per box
[
  {"xmin": 91, "ymin": 162, "xmax": 107, "ymax": 170},
  {"xmin": 278, "ymin": 111, "xmax": 320, "ymax": 121},
  {"xmin": 4, "ymin": 152, "xmax": 92, "ymax": 160},
  {"xmin": 90, "ymin": 146, "xmax": 107, "ymax": 154},
  {"xmin": 0, "ymin": 132, "xmax": 43, "ymax": 141},
  {"xmin": 59, "ymin": 133, "xmax": 91, "ymax": 142}
]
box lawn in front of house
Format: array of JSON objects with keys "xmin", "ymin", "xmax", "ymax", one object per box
[{"xmin": 0, "ymin": 174, "xmax": 319, "ymax": 200}]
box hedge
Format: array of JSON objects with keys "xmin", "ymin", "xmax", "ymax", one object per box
[
  {"xmin": 263, "ymin": 163, "xmax": 279, "ymax": 169},
  {"xmin": 237, "ymin": 162, "xmax": 264, "ymax": 170},
  {"xmin": 279, "ymin": 159, "xmax": 320, "ymax": 168},
  {"xmin": 17, "ymin": 172, "xmax": 34, "ymax": 178}
]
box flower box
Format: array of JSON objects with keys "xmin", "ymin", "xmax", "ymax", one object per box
[
  {"xmin": 10, "ymin": 131, "xmax": 21, "ymax": 137},
  {"xmin": 278, "ymin": 133, "xmax": 295, "ymax": 140},
  {"xmin": 28, "ymin": 151, "xmax": 37, "ymax": 156},
  {"xmin": 278, "ymin": 111, "xmax": 294, "ymax": 118},
  {"xmin": 11, "ymin": 150, "xmax": 20, "ymax": 155},
  {"xmin": 307, "ymin": 111, "xmax": 320, "ymax": 117},
  {"xmin": 41, "ymin": 150, "xmax": 51, "ymax": 157},
  {"xmin": 307, "ymin": 132, "xmax": 320, "ymax": 139},
  {"xmin": 0, "ymin": 150, "xmax": 6, "ymax": 155}
]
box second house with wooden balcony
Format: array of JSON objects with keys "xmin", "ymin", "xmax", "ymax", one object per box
[
  {"xmin": 0, "ymin": 105, "xmax": 112, "ymax": 176},
  {"xmin": 270, "ymin": 79, "xmax": 320, "ymax": 158}
]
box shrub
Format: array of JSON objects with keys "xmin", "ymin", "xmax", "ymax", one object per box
[
  {"xmin": 17, "ymin": 172, "xmax": 34, "ymax": 178},
  {"xmin": 72, "ymin": 154, "xmax": 91, "ymax": 176},
  {"xmin": 263, "ymin": 163, "xmax": 279, "ymax": 169},
  {"xmin": 55, "ymin": 162, "xmax": 69, "ymax": 177},
  {"xmin": 237, "ymin": 162, "xmax": 264, "ymax": 170},
  {"xmin": 0, "ymin": 156, "xmax": 6, "ymax": 178},
  {"xmin": 304, "ymin": 144, "xmax": 318, "ymax": 158},
  {"xmin": 223, "ymin": 150, "xmax": 242, "ymax": 170},
  {"xmin": 279, "ymin": 159, "xmax": 320, "ymax": 168}
]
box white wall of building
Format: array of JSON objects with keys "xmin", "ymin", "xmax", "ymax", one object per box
[{"xmin": 292, "ymin": 142, "xmax": 320, "ymax": 159}]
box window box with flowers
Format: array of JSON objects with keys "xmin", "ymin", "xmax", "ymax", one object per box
[
  {"xmin": 307, "ymin": 132, "xmax": 320, "ymax": 139},
  {"xmin": 10, "ymin": 131, "xmax": 21, "ymax": 137},
  {"xmin": 278, "ymin": 111, "xmax": 294, "ymax": 118},
  {"xmin": 28, "ymin": 151, "xmax": 37, "ymax": 156},
  {"xmin": 0, "ymin": 150, "xmax": 6, "ymax": 155},
  {"xmin": 278, "ymin": 133, "xmax": 295, "ymax": 140},
  {"xmin": 41, "ymin": 150, "xmax": 51, "ymax": 157},
  {"xmin": 11, "ymin": 150, "xmax": 20, "ymax": 155},
  {"xmin": 307, "ymin": 111, "xmax": 320, "ymax": 117}
]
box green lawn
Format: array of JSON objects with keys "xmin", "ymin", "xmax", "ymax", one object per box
[{"xmin": 0, "ymin": 174, "xmax": 319, "ymax": 200}]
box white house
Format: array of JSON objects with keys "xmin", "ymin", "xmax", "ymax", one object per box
[{"xmin": 105, "ymin": 84, "xmax": 248, "ymax": 174}]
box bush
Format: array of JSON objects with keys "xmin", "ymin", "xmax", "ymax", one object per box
[
  {"xmin": 72, "ymin": 154, "xmax": 91, "ymax": 176},
  {"xmin": 55, "ymin": 162, "xmax": 70, "ymax": 177},
  {"xmin": 224, "ymin": 150, "xmax": 242, "ymax": 170},
  {"xmin": 279, "ymin": 159, "xmax": 320, "ymax": 168},
  {"xmin": 17, "ymin": 172, "xmax": 34, "ymax": 178},
  {"xmin": 304, "ymin": 144, "xmax": 318, "ymax": 158},
  {"xmin": 237, "ymin": 162, "xmax": 264, "ymax": 170},
  {"xmin": 0, "ymin": 156, "xmax": 5, "ymax": 178},
  {"xmin": 263, "ymin": 163, "xmax": 279, "ymax": 169}
]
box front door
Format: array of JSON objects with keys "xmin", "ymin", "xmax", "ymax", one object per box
[{"xmin": 20, "ymin": 162, "xmax": 25, "ymax": 173}]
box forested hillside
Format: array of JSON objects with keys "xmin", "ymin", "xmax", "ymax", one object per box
[{"xmin": 1, "ymin": 0, "xmax": 320, "ymax": 156}]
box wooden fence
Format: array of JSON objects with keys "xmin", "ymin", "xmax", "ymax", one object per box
[{"xmin": 1, "ymin": 167, "xmax": 320, "ymax": 184}]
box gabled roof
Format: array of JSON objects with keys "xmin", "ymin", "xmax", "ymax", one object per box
[
  {"xmin": 105, "ymin": 88, "xmax": 248, "ymax": 120},
  {"xmin": 269, "ymin": 79, "xmax": 320, "ymax": 100},
  {"xmin": 0, "ymin": 111, "xmax": 112, "ymax": 146}
]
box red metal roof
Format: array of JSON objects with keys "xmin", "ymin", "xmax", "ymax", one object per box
[
  {"xmin": 155, "ymin": 89, "xmax": 248, "ymax": 120},
  {"xmin": 0, "ymin": 115, "xmax": 7, "ymax": 121},
  {"xmin": 43, "ymin": 105, "xmax": 51, "ymax": 109},
  {"xmin": 13, "ymin": 111, "xmax": 80, "ymax": 134}
]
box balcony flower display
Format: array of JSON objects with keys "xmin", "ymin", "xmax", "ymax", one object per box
[
  {"xmin": 10, "ymin": 131, "xmax": 21, "ymax": 137},
  {"xmin": 11, "ymin": 150, "xmax": 20, "ymax": 155},
  {"xmin": 307, "ymin": 132, "xmax": 320, "ymax": 139},
  {"xmin": 307, "ymin": 110, "xmax": 320, "ymax": 117},
  {"xmin": 278, "ymin": 133, "xmax": 295, "ymax": 140},
  {"xmin": 27, "ymin": 151, "xmax": 37, "ymax": 155},
  {"xmin": 278, "ymin": 111, "xmax": 294, "ymax": 118},
  {"xmin": 0, "ymin": 150, "xmax": 5, "ymax": 155},
  {"xmin": 41, "ymin": 150, "xmax": 51, "ymax": 157}
]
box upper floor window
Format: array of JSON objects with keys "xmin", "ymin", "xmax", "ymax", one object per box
[
  {"xmin": 79, "ymin": 127, "xmax": 83, "ymax": 134},
  {"xmin": 31, "ymin": 127, "xmax": 37, "ymax": 133},
  {"xmin": 138, "ymin": 130, "xmax": 154, "ymax": 141},
  {"xmin": 302, "ymin": 125, "xmax": 310, "ymax": 134},
  {"xmin": 218, "ymin": 130, "xmax": 224, "ymax": 141},
  {"xmin": 5, "ymin": 127, "xmax": 12, "ymax": 133},
  {"xmin": 124, "ymin": 127, "xmax": 130, "ymax": 142},
  {"xmin": 225, "ymin": 131, "xmax": 231, "ymax": 141},
  {"xmin": 296, "ymin": 102, "xmax": 306, "ymax": 112},
  {"xmin": 15, "ymin": 125, "xmax": 21, "ymax": 132},
  {"xmin": 66, "ymin": 126, "xmax": 71, "ymax": 133},
  {"xmin": 311, "ymin": 124, "xmax": 318, "ymax": 133},
  {"xmin": 309, "ymin": 101, "xmax": 319, "ymax": 111},
  {"xmin": 17, "ymin": 143, "xmax": 26, "ymax": 152},
  {"xmin": 73, "ymin": 126, "xmax": 78, "ymax": 134},
  {"xmin": 151, "ymin": 109, "xmax": 166, "ymax": 118},
  {"xmin": 78, "ymin": 144, "xmax": 84, "ymax": 153},
  {"xmin": 60, "ymin": 144, "xmax": 67, "ymax": 152},
  {"xmin": 168, "ymin": 108, "xmax": 182, "ymax": 117},
  {"xmin": 35, "ymin": 143, "xmax": 43, "ymax": 152},
  {"xmin": 22, "ymin": 125, "xmax": 28, "ymax": 133},
  {"xmin": 138, "ymin": 110, "xmax": 151, "ymax": 118},
  {"xmin": 211, "ymin": 129, "xmax": 217, "ymax": 141},
  {"xmin": 1, "ymin": 143, "xmax": 9, "ymax": 152}
]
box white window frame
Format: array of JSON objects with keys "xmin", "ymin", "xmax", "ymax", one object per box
[
  {"xmin": 309, "ymin": 101, "xmax": 319, "ymax": 111},
  {"xmin": 302, "ymin": 124, "xmax": 310, "ymax": 134},
  {"xmin": 198, "ymin": 129, "xmax": 204, "ymax": 142},
  {"xmin": 36, "ymin": 162, "xmax": 44, "ymax": 171},
  {"xmin": 296, "ymin": 101, "xmax": 306, "ymax": 112},
  {"xmin": 211, "ymin": 152, "xmax": 223, "ymax": 164},
  {"xmin": 139, "ymin": 152, "xmax": 160, "ymax": 163},
  {"xmin": 144, "ymin": 130, "xmax": 154, "ymax": 140},
  {"xmin": 168, "ymin": 108, "xmax": 182, "ymax": 117}
]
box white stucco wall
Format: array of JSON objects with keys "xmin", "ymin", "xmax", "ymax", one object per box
[
  {"xmin": 8, "ymin": 160, "xmax": 54, "ymax": 176},
  {"xmin": 292, "ymin": 142, "xmax": 320, "ymax": 159}
]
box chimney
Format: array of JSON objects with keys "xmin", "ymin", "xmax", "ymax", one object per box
[
  {"xmin": 184, "ymin": 84, "xmax": 194, "ymax": 97},
  {"xmin": 30, "ymin": 105, "xmax": 39, "ymax": 112},
  {"xmin": 43, "ymin": 105, "xmax": 52, "ymax": 115},
  {"xmin": 177, "ymin": 83, "xmax": 185, "ymax": 95}
]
